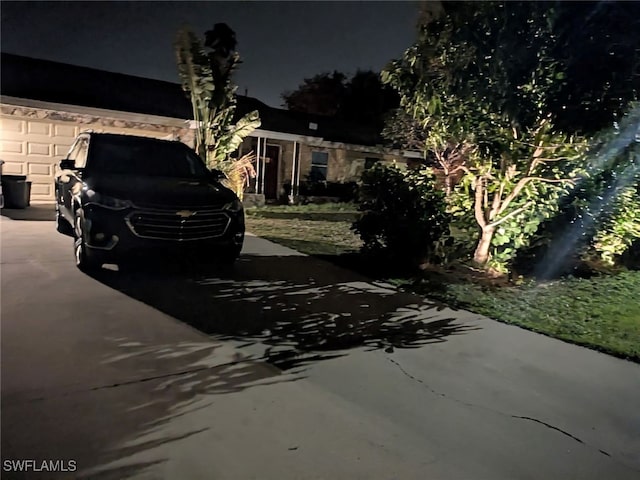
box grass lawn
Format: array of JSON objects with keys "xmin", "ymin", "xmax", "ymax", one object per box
[
  {"xmin": 245, "ymin": 203, "xmax": 362, "ymax": 256},
  {"xmin": 245, "ymin": 203, "xmax": 640, "ymax": 361}
]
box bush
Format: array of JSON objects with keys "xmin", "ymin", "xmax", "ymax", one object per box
[
  {"xmin": 352, "ymin": 164, "xmax": 450, "ymax": 267},
  {"xmin": 284, "ymin": 181, "xmax": 359, "ymax": 202}
]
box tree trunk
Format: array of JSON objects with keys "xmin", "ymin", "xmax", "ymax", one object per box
[{"xmin": 473, "ymin": 226, "xmax": 495, "ymax": 265}]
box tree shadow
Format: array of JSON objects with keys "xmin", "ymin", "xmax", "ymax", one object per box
[
  {"xmin": 24, "ymin": 253, "xmax": 479, "ymax": 479},
  {"xmin": 90, "ymin": 254, "xmax": 479, "ymax": 372},
  {"xmin": 71, "ymin": 338, "xmax": 298, "ymax": 479}
]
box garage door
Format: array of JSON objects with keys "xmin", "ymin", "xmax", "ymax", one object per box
[{"xmin": 0, "ymin": 115, "xmax": 175, "ymax": 203}]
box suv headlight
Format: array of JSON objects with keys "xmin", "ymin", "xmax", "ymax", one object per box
[
  {"xmin": 223, "ymin": 198, "xmax": 243, "ymax": 212},
  {"xmin": 85, "ymin": 189, "xmax": 132, "ymax": 210}
]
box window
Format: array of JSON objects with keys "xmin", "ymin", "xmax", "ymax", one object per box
[
  {"xmin": 86, "ymin": 136, "xmax": 209, "ymax": 178},
  {"xmin": 310, "ymin": 151, "xmax": 329, "ymax": 182},
  {"xmin": 75, "ymin": 138, "xmax": 89, "ymax": 168}
]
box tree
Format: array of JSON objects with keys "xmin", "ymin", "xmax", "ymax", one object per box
[
  {"xmin": 281, "ymin": 71, "xmax": 346, "ymax": 116},
  {"xmin": 550, "ymin": 2, "xmax": 640, "ymax": 134},
  {"xmin": 282, "ymin": 70, "xmax": 399, "ymax": 129},
  {"xmin": 383, "ymin": 2, "xmax": 593, "ymax": 273},
  {"xmin": 175, "ymin": 23, "xmax": 261, "ymax": 198},
  {"xmin": 340, "ymin": 70, "xmax": 399, "ymax": 130}
]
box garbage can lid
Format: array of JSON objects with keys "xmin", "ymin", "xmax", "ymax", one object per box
[{"xmin": 1, "ymin": 174, "xmax": 27, "ymax": 181}]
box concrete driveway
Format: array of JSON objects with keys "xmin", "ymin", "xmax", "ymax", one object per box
[{"xmin": 2, "ymin": 208, "xmax": 639, "ymax": 479}]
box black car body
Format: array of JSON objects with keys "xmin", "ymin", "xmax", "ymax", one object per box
[{"xmin": 55, "ymin": 133, "xmax": 244, "ymax": 270}]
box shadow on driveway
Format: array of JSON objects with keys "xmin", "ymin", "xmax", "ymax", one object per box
[
  {"xmin": 1, "ymin": 204, "xmax": 56, "ymax": 221},
  {"xmin": 90, "ymin": 254, "xmax": 478, "ymax": 372}
]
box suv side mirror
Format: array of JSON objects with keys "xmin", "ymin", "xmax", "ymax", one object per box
[
  {"xmin": 60, "ymin": 159, "xmax": 76, "ymax": 170},
  {"xmin": 210, "ymin": 168, "xmax": 226, "ymax": 181}
]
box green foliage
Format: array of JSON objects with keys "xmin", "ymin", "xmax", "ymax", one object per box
[
  {"xmin": 175, "ymin": 28, "xmax": 214, "ymax": 160},
  {"xmin": 382, "ymin": 1, "xmax": 593, "ymax": 272},
  {"xmin": 416, "ymin": 270, "xmax": 640, "ymax": 361},
  {"xmin": 352, "ymin": 164, "xmax": 450, "ymax": 267},
  {"xmin": 175, "ymin": 24, "xmax": 261, "ymax": 178},
  {"xmin": 594, "ymin": 187, "xmax": 640, "ymax": 265},
  {"xmin": 587, "ymin": 107, "xmax": 640, "ymax": 265},
  {"xmin": 532, "ymin": 104, "xmax": 640, "ymax": 271}
]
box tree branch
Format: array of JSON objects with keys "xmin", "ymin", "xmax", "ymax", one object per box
[
  {"xmin": 533, "ymin": 156, "xmax": 581, "ymax": 162},
  {"xmin": 474, "ymin": 178, "xmax": 487, "ymax": 228},
  {"xmin": 488, "ymin": 201, "xmax": 534, "ymax": 228},
  {"xmin": 497, "ymin": 177, "xmax": 532, "ymax": 217},
  {"xmin": 527, "ymin": 177, "xmax": 577, "ymax": 185},
  {"xmin": 450, "ymin": 165, "xmax": 472, "ymax": 175},
  {"xmin": 497, "ymin": 176, "xmax": 575, "ymax": 218}
]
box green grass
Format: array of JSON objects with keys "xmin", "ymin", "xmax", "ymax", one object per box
[
  {"xmin": 245, "ymin": 203, "xmax": 640, "ymax": 361},
  {"xmin": 407, "ymin": 271, "xmax": 640, "ymax": 361},
  {"xmin": 245, "ymin": 204, "xmax": 362, "ymax": 256},
  {"xmin": 247, "ymin": 202, "xmax": 358, "ymax": 214}
]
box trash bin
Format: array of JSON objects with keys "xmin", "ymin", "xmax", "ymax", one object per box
[{"xmin": 1, "ymin": 175, "xmax": 31, "ymax": 209}]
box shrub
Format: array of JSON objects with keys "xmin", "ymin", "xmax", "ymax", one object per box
[
  {"xmin": 284, "ymin": 181, "xmax": 359, "ymax": 202},
  {"xmin": 352, "ymin": 164, "xmax": 450, "ymax": 267},
  {"xmin": 593, "ymin": 186, "xmax": 640, "ymax": 265}
]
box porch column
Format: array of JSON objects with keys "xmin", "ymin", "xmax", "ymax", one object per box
[
  {"xmin": 295, "ymin": 141, "xmax": 301, "ymax": 197},
  {"xmin": 260, "ymin": 137, "xmax": 267, "ymax": 195},
  {"xmin": 289, "ymin": 141, "xmax": 298, "ymax": 204},
  {"xmin": 255, "ymin": 136, "xmax": 262, "ymax": 194}
]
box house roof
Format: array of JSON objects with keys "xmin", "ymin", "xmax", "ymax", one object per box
[{"xmin": 1, "ymin": 52, "xmax": 383, "ymax": 146}]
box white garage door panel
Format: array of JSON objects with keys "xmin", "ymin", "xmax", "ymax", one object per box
[
  {"xmin": 1, "ymin": 118, "xmax": 25, "ymax": 133},
  {"xmin": 1, "ymin": 161, "xmax": 26, "ymax": 175},
  {"xmin": 27, "ymin": 121, "xmax": 52, "ymax": 136},
  {"xmin": 1, "ymin": 140, "xmax": 25, "ymax": 154},
  {"xmin": 27, "ymin": 142, "xmax": 53, "ymax": 156},
  {"xmin": 54, "ymin": 124, "xmax": 79, "ymax": 138},
  {"xmin": 54, "ymin": 144, "xmax": 72, "ymax": 156},
  {"xmin": 31, "ymin": 183, "xmax": 52, "ymax": 196},
  {"xmin": 28, "ymin": 163, "xmax": 54, "ymax": 176}
]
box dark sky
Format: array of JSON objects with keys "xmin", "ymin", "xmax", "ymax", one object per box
[{"xmin": 1, "ymin": 1, "xmax": 420, "ymax": 107}]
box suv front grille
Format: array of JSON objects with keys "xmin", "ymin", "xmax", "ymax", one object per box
[{"xmin": 126, "ymin": 209, "xmax": 231, "ymax": 241}]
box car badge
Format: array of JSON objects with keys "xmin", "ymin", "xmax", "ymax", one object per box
[{"xmin": 176, "ymin": 210, "xmax": 195, "ymax": 218}]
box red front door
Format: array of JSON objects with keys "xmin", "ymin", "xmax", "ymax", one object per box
[{"xmin": 263, "ymin": 145, "xmax": 280, "ymax": 200}]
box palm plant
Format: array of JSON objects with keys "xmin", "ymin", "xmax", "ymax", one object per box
[{"xmin": 175, "ymin": 23, "xmax": 261, "ymax": 198}]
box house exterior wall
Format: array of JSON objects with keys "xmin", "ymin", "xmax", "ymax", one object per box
[
  {"xmin": 300, "ymin": 146, "xmax": 408, "ymax": 184},
  {"xmin": 0, "ymin": 103, "xmax": 193, "ymax": 203},
  {"xmin": 239, "ymin": 134, "xmax": 413, "ymax": 203}
]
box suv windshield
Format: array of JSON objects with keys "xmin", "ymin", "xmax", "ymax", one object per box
[{"xmin": 86, "ymin": 135, "xmax": 210, "ymax": 178}]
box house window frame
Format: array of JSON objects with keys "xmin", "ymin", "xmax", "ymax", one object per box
[{"xmin": 310, "ymin": 150, "xmax": 329, "ymax": 183}]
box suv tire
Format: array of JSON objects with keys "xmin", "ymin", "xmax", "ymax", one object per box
[
  {"xmin": 216, "ymin": 244, "xmax": 242, "ymax": 266},
  {"xmin": 74, "ymin": 213, "xmax": 102, "ymax": 271},
  {"xmin": 55, "ymin": 204, "xmax": 74, "ymax": 236}
]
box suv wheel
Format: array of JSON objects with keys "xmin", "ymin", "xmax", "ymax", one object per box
[
  {"xmin": 216, "ymin": 244, "xmax": 242, "ymax": 266},
  {"xmin": 74, "ymin": 213, "xmax": 101, "ymax": 271},
  {"xmin": 55, "ymin": 204, "xmax": 74, "ymax": 236}
]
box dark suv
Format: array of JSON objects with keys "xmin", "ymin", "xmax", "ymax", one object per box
[{"xmin": 55, "ymin": 133, "xmax": 244, "ymax": 270}]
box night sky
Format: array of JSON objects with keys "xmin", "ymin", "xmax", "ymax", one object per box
[{"xmin": 1, "ymin": 1, "xmax": 420, "ymax": 107}]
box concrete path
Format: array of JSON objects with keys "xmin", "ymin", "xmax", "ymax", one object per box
[{"xmin": 2, "ymin": 209, "xmax": 639, "ymax": 479}]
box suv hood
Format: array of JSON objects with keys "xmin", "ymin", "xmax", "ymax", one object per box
[{"xmin": 84, "ymin": 175, "xmax": 238, "ymax": 208}]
